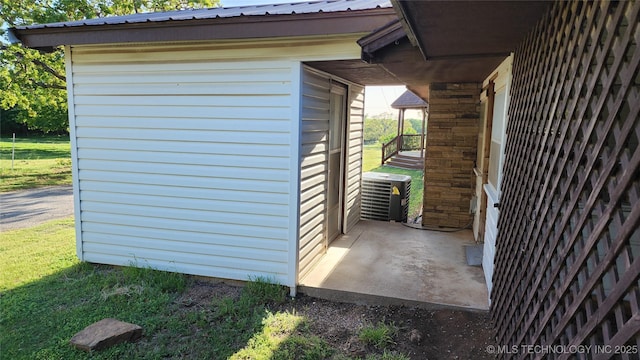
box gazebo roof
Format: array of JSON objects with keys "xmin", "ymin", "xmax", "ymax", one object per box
[{"xmin": 391, "ymin": 90, "xmax": 428, "ymax": 109}]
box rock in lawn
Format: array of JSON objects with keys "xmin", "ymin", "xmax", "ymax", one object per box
[{"xmin": 70, "ymin": 318, "xmax": 142, "ymax": 351}]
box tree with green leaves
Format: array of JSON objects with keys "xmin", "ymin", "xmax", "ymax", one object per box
[
  {"xmin": 364, "ymin": 112, "xmax": 419, "ymax": 145},
  {"xmin": 364, "ymin": 116, "xmax": 396, "ymax": 145},
  {"xmin": 1, "ymin": 0, "xmax": 218, "ymax": 133}
]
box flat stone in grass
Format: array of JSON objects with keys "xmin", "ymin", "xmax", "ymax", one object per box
[{"xmin": 70, "ymin": 318, "xmax": 142, "ymax": 351}]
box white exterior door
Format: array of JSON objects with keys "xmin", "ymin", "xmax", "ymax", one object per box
[{"xmin": 482, "ymin": 56, "xmax": 512, "ymax": 301}]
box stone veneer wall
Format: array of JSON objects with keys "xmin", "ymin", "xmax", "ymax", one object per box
[{"xmin": 422, "ymin": 83, "xmax": 480, "ymax": 228}]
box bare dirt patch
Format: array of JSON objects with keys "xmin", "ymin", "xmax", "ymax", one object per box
[{"xmin": 177, "ymin": 281, "xmax": 495, "ymax": 359}]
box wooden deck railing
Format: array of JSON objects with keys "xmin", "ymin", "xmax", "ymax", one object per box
[
  {"xmin": 381, "ymin": 134, "xmax": 425, "ymax": 164},
  {"xmin": 381, "ymin": 136, "xmax": 399, "ymax": 164},
  {"xmin": 400, "ymin": 134, "xmax": 423, "ymax": 151}
]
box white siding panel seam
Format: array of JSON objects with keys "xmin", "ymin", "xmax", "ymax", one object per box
[
  {"xmin": 82, "ymin": 211, "xmax": 288, "ymax": 239},
  {"xmin": 74, "ymin": 94, "xmax": 291, "ymax": 107},
  {"xmin": 78, "ymin": 149, "xmax": 290, "ymax": 169},
  {"xmin": 78, "ymin": 160, "xmax": 290, "ymax": 181},
  {"xmin": 73, "ymin": 59, "xmax": 298, "ymax": 73},
  {"xmin": 82, "ymin": 247, "xmax": 288, "ymax": 274},
  {"xmin": 80, "ymin": 183, "xmax": 288, "ymax": 204},
  {"xmin": 76, "ymin": 116, "xmax": 292, "ymax": 129},
  {"xmin": 82, "ymin": 222, "xmax": 289, "ymax": 251},
  {"xmin": 82, "ymin": 253, "xmax": 288, "ymax": 285},
  {"xmin": 79, "ymin": 171, "xmax": 290, "ymax": 194},
  {"xmin": 76, "ymin": 128, "xmax": 291, "ymax": 144},
  {"xmin": 81, "ymin": 191, "xmax": 289, "ymax": 216},
  {"xmin": 299, "ymin": 233, "xmax": 323, "ymax": 256},
  {"xmin": 83, "ymin": 235, "xmax": 286, "ymax": 262},
  {"xmin": 82, "ymin": 241, "xmax": 287, "ymax": 267},
  {"xmin": 81, "ymin": 203, "xmax": 289, "ymax": 229}
]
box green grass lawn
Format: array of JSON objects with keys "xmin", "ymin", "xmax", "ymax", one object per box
[
  {"xmin": 0, "ymin": 135, "xmax": 72, "ymax": 192},
  {"xmin": 362, "ymin": 143, "xmax": 424, "ymax": 220},
  {"xmin": 0, "ymin": 217, "xmax": 78, "ymax": 292},
  {"xmin": 0, "ymin": 218, "xmax": 410, "ymax": 360},
  {"xmin": 363, "ymin": 143, "xmax": 383, "ymax": 173}
]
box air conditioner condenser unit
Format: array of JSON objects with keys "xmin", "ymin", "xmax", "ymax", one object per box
[{"xmin": 361, "ymin": 172, "xmax": 411, "ymax": 222}]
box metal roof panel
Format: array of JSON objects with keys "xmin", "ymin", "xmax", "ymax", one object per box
[{"xmin": 16, "ymin": 0, "xmax": 391, "ymax": 30}]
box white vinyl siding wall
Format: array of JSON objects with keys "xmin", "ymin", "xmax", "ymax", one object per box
[
  {"xmin": 344, "ymin": 86, "xmax": 364, "ymax": 230},
  {"xmin": 69, "ymin": 42, "xmax": 308, "ymax": 286},
  {"xmin": 297, "ymin": 67, "xmax": 364, "ymax": 278},
  {"xmin": 298, "ymin": 68, "xmax": 331, "ymax": 278}
]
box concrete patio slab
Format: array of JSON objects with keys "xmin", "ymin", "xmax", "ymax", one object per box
[{"xmin": 299, "ymin": 220, "xmax": 489, "ymax": 310}]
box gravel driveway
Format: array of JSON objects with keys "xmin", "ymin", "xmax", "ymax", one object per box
[{"xmin": 0, "ymin": 186, "xmax": 74, "ymax": 231}]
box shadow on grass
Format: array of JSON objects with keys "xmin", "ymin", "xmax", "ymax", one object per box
[
  {"xmin": 0, "ymin": 262, "xmax": 334, "ymax": 360},
  {"xmin": 0, "ymin": 136, "xmax": 70, "ymax": 144},
  {"xmin": 0, "ymin": 136, "xmax": 70, "ymax": 160},
  {"xmin": 0, "ymin": 262, "xmax": 196, "ymax": 359},
  {"xmin": 5, "ymin": 170, "xmax": 70, "ymax": 181},
  {"xmin": 230, "ymin": 311, "xmax": 334, "ymax": 359},
  {"xmin": 0, "ymin": 169, "xmax": 72, "ymax": 192},
  {"xmin": 0, "ymin": 148, "xmax": 71, "ymax": 160}
]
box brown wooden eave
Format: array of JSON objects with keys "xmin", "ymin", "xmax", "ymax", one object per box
[
  {"xmin": 11, "ymin": 8, "xmax": 397, "ymax": 50},
  {"xmin": 356, "ymin": 0, "xmax": 553, "ymax": 91},
  {"xmin": 392, "ymin": 0, "xmax": 552, "ymax": 60},
  {"xmin": 357, "ymin": 19, "xmax": 406, "ymax": 63}
]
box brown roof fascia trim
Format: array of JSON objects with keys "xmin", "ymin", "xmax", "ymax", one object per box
[
  {"xmin": 391, "ymin": 0, "xmax": 426, "ymax": 60},
  {"xmin": 357, "ymin": 19, "xmax": 406, "ymax": 63},
  {"xmin": 13, "ymin": 8, "xmax": 397, "ymax": 50},
  {"xmin": 427, "ymin": 52, "xmax": 511, "ymax": 61}
]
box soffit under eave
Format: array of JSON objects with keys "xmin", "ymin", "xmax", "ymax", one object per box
[
  {"xmin": 392, "ymin": 0, "xmax": 552, "ymax": 61},
  {"xmin": 363, "ymin": 36, "xmax": 508, "ymax": 85}
]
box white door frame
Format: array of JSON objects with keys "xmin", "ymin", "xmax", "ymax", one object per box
[
  {"xmin": 482, "ymin": 55, "xmax": 513, "ymax": 302},
  {"xmin": 326, "ymin": 82, "xmax": 348, "ymax": 244}
]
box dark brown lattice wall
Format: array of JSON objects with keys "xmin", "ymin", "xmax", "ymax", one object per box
[{"xmin": 491, "ymin": 1, "xmax": 640, "ymax": 359}]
